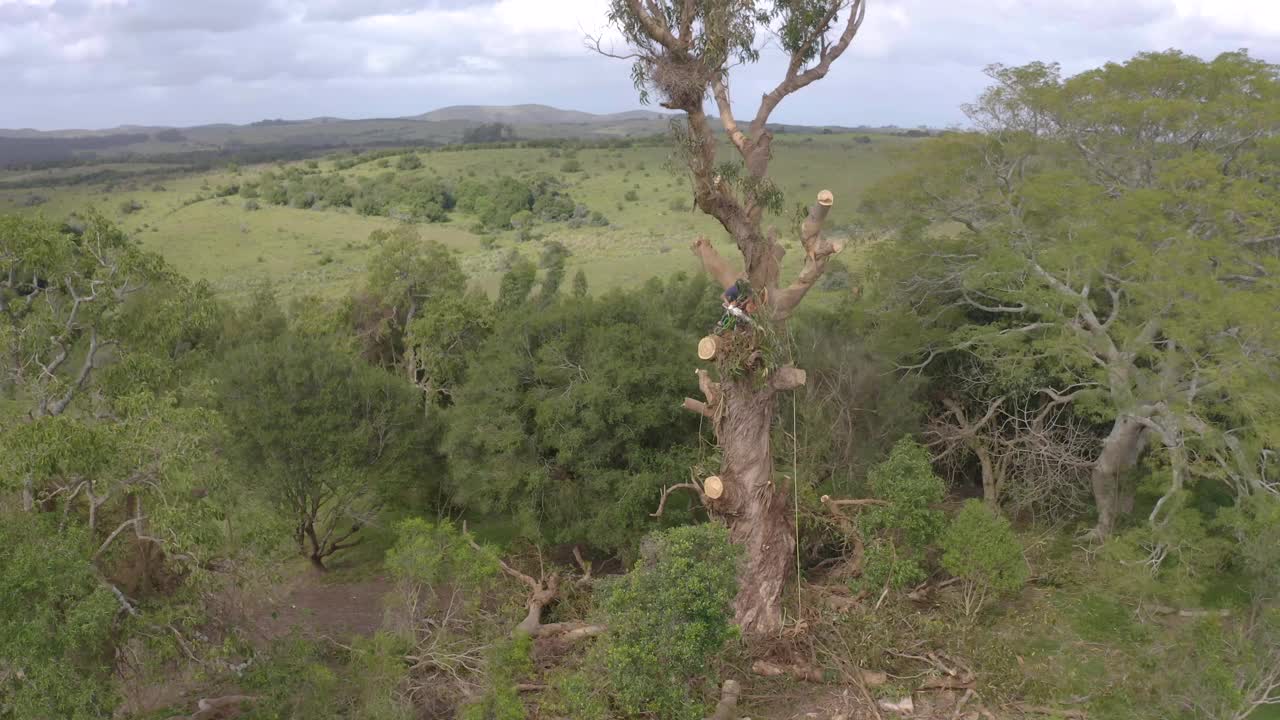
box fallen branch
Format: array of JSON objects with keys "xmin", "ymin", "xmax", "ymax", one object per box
[
  {"xmin": 164, "ymin": 695, "xmax": 258, "ymax": 720},
  {"xmin": 705, "ymin": 679, "xmax": 741, "ymax": 720},
  {"xmin": 752, "ymin": 659, "xmax": 822, "ymax": 682},
  {"xmin": 1015, "ymin": 704, "xmax": 1087, "ymax": 719},
  {"xmin": 821, "ymin": 495, "xmax": 888, "ymax": 508},
  {"xmin": 1146, "ymin": 604, "xmax": 1232, "ymax": 618},
  {"xmin": 464, "ymin": 533, "xmax": 605, "ymax": 641}
]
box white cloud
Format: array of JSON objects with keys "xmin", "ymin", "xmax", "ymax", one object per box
[{"xmin": 0, "ymin": 0, "xmax": 1276, "ymax": 129}]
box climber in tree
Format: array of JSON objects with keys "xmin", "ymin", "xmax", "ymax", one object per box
[{"xmin": 717, "ymin": 278, "xmax": 756, "ymax": 331}]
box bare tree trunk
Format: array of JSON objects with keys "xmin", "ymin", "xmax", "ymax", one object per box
[
  {"xmin": 715, "ymin": 378, "xmax": 794, "ymax": 635},
  {"xmin": 977, "ymin": 447, "xmax": 998, "ymax": 508},
  {"xmin": 1089, "ymin": 415, "xmax": 1148, "ymax": 537}
]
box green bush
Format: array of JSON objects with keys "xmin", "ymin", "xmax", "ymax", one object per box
[
  {"xmin": 601, "ymin": 524, "xmax": 740, "ymax": 720},
  {"xmin": 560, "ymin": 159, "xmax": 582, "ymax": 173},
  {"xmin": 0, "ymin": 515, "xmax": 119, "ymax": 720},
  {"xmin": 395, "ymin": 153, "xmax": 422, "ymax": 171},
  {"xmin": 941, "ymin": 500, "xmax": 1028, "ymax": 616},
  {"xmin": 624, "ymin": 189, "xmax": 639, "ymax": 202},
  {"xmin": 859, "ymin": 438, "xmax": 946, "ymax": 591}
]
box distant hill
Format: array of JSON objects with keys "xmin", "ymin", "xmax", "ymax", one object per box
[
  {"xmin": 0, "ymin": 104, "xmax": 918, "ymax": 168},
  {"xmin": 414, "ymin": 104, "xmax": 669, "ymax": 125}
]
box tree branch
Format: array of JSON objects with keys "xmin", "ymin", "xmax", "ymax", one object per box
[
  {"xmin": 682, "ymin": 397, "xmax": 713, "ymax": 418},
  {"xmin": 773, "ymin": 190, "xmax": 842, "ymax": 319},
  {"xmin": 712, "ymin": 77, "xmax": 749, "ymax": 153},
  {"xmin": 623, "ymin": 0, "xmax": 680, "ymax": 49},
  {"xmin": 651, "ymin": 482, "xmax": 707, "ymax": 517},
  {"xmin": 94, "ymin": 516, "xmax": 146, "ymax": 561},
  {"xmin": 750, "ymin": 0, "xmax": 866, "ymax": 134},
  {"xmin": 690, "ymin": 235, "xmax": 742, "ymax": 290}
]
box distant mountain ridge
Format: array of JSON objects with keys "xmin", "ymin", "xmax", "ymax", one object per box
[
  {"xmin": 0, "ymin": 104, "xmax": 672, "ymax": 138},
  {"xmin": 412, "ymin": 104, "xmax": 670, "ymax": 125},
  {"xmin": 0, "ymin": 104, "xmax": 898, "ymax": 168}
]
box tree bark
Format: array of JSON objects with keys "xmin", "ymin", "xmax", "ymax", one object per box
[
  {"xmin": 977, "ymin": 446, "xmax": 998, "ymax": 508},
  {"xmin": 712, "ymin": 377, "xmax": 795, "ymax": 635},
  {"xmin": 1089, "ymin": 415, "xmax": 1148, "ymax": 537}
]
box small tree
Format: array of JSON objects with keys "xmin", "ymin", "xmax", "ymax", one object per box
[
  {"xmin": 218, "ymin": 334, "xmax": 432, "ymax": 570},
  {"xmin": 859, "ymin": 438, "xmax": 947, "ymax": 590},
  {"xmin": 601, "ymin": 524, "xmax": 739, "ymax": 720},
  {"xmin": 940, "ymin": 500, "xmax": 1028, "ymax": 617}
]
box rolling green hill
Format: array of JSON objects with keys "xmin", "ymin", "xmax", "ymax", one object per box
[{"xmin": 0, "ymin": 131, "xmax": 913, "ymax": 300}]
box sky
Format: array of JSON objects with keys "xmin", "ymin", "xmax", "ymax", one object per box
[{"xmin": 1, "ymin": 0, "xmax": 1278, "ymax": 131}]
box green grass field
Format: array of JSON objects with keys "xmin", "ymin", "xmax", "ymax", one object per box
[{"xmin": 0, "ymin": 133, "xmax": 914, "ymax": 298}]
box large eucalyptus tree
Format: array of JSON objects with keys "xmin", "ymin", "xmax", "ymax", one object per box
[{"xmin": 602, "ymin": 0, "xmax": 866, "ymax": 633}]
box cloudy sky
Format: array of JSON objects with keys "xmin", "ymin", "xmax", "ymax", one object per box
[{"xmin": 1, "ymin": 0, "xmax": 1278, "ymax": 131}]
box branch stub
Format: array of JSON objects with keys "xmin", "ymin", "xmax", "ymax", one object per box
[{"xmin": 703, "ymin": 475, "xmax": 724, "ymax": 500}]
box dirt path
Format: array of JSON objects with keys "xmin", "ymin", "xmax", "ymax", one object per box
[{"xmin": 249, "ymin": 573, "xmax": 393, "ymax": 644}]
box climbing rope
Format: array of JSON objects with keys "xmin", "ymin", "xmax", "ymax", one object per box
[{"xmin": 788, "ymin": 326, "xmax": 803, "ymax": 622}]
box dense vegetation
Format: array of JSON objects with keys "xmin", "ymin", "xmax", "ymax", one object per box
[{"xmin": 1, "ymin": 49, "xmax": 1278, "ymax": 720}]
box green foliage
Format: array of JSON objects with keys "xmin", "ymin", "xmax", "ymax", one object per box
[
  {"xmin": 863, "ymin": 50, "xmax": 1280, "ymax": 537},
  {"xmin": 240, "ymin": 635, "xmax": 344, "ymax": 720},
  {"xmin": 217, "ymin": 332, "xmax": 437, "ymax": 566},
  {"xmin": 0, "ymin": 514, "xmax": 118, "ymax": 720},
  {"xmin": 444, "ymin": 282, "xmax": 704, "ymax": 550},
  {"xmin": 941, "ymin": 500, "xmax": 1029, "ymax": 616},
  {"xmin": 348, "ymin": 632, "xmax": 414, "ymax": 720},
  {"xmin": 600, "ymin": 524, "xmax": 740, "ymax": 720},
  {"xmin": 560, "ymin": 159, "xmax": 582, "ymax": 173},
  {"xmin": 571, "ymin": 269, "xmax": 589, "ymax": 298},
  {"xmin": 460, "ymin": 636, "xmax": 533, "ymax": 720},
  {"xmin": 385, "ymin": 518, "xmax": 501, "ymax": 593},
  {"xmin": 859, "ymin": 438, "xmax": 946, "ymax": 590},
  {"xmin": 495, "ymin": 255, "xmax": 537, "ymax": 310},
  {"xmin": 394, "ymin": 153, "xmax": 422, "ymax": 171}
]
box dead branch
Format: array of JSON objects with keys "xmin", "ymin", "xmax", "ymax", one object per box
[
  {"xmin": 164, "ymin": 695, "xmax": 258, "ymax": 720},
  {"xmin": 93, "ymin": 516, "xmax": 147, "ymax": 561},
  {"xmin": 1015, "ymin": 704, "xmax": 1087, "ymax": 719},
  {"xmin": 464, "ymin": 534, "xmax": 605, "ymax": 641},
  {"xmin": 752, "ymin": 659, "xmax": 823, "ymax": 682},
  {"xmin": 651, "ymin": 482, "xmax": 707, "ymax": 517},
  {"xmin": 821, "ymin": 496, "xmax": 888, "ymax": 508}
]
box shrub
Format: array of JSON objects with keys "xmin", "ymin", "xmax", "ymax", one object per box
[
  {"xmin": 119, "ymin": 199, "xmax": 143, "ymax": 214},
  {"xmin": 560, "ymin": 159, "xmax": 582, "ymax": 173},
  {"xmin": 395, "ymin": 153, "xmax": 423, "ymax": 171},
  {"xmin": 941, "ymin": 500, "xmax": 1028, "ymax": 616},
  {"xmin": 243, "ymin": 199, "xmax": 260, "ymax": 211},
  {"xmin": 624, "ymin": 190, "xmax": 639, "ymax": 202},
  {"xmin": 859, "ymin": 438, "xmax": 946, "ymax": 591},
  {"xmin": 601, "ymin": 524, "xmax": 739, "ymax": 720},
  {"xmin": 669, "ymin": 198, "xmax": 690, "ymax": 212}
]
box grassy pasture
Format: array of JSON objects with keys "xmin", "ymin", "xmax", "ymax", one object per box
[{"xmin": 0, "ymin": 132, "xmax": 915, "ymax": 298}]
